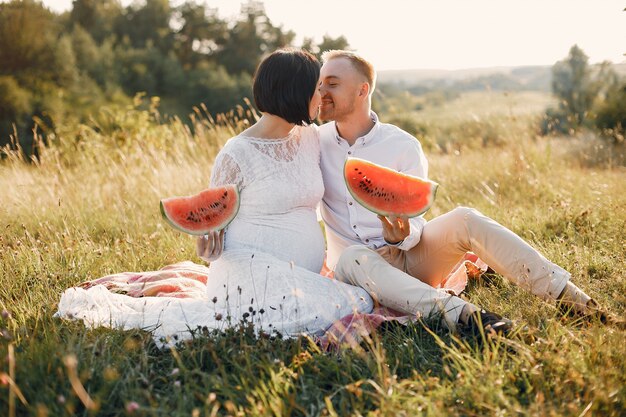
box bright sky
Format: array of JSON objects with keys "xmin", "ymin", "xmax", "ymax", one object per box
[{"xmin": 40, "ymin": 0, "xmax": 625, "ymax": 70}]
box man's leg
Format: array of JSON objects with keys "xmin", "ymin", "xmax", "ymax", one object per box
[
  {"xmin": 388, "ymin": 207, "xmax": 569, "ymax": 300},
  {"xmin": 335, "ymin": 244, "xmax": 466, "ymax": 324},
  {"xmin": 334, "ymin": 245, "xmax": 512, "ymax": 335},
  {"xmin": 382, "ymin": 207, "xmax": 613, "ymax": 321}
]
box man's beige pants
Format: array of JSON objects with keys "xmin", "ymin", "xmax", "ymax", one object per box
[{"xmin": 334, "ymin": 207, "xmax": 571, "ymax": 325}]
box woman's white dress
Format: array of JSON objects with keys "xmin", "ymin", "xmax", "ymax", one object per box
[{"xmin": 56, "ymin": 126, "xmax": 373, "ymax": 343}]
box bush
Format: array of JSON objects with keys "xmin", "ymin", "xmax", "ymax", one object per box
[
  {"xmin": 594, "ymin": 83, "xmax": 626, "ymax": 143},
  {"xmin": 0, "ymin": 76, "xmax": 33, "ymax": 145},
  {"xmin": 540, "ymin": 107, "xmax": 578, "ymax": 136}
]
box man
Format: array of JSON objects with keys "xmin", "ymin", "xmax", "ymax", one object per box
[{"xmin": 317, "ymin": 50, "xmax": 610, "ymax": 334}]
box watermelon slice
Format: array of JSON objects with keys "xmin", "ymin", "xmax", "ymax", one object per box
[
  {"xmin": 160, "ymin": 185, "xmax": 240, "ymax": 235},
  {"xmin": 344, "ymin": 157, "xmax": 438, "ymax": 217}
]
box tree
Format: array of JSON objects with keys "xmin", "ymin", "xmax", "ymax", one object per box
[
  {"xmin": 115, "ymin": 0, "xmax": 174, "ymax": 52},
  {"xmin": 69, "ymin": 0, "xmax": 123, "ymax": 43},
  {"xmin": 302, "ymin": 34, "xmax": 350, "ymax": 60},
  {"xmin": 0, "ymin": 0, "xmax": 75, "ymax": 145},
  {"xmin": 594, "ymin": 83, "xmax": 626, "ymax": 142},
  {"xmin": 173, "ymin": 2, "xmax": 227, "ymax": 69},
  {"xmin": 317, "ymin": 34, "xmax": 350, "ymax": 55},
  {"xmin": 551, "ymin": 45, "xmax": 596, "ymax": 128},
  {"xmin": 216, "ymin": 1, "xmax": 295, "ymax": 75},
  {"xmin": 0, "ymin": 0, "xmax": 60, "ymax": 79},
  {"xmin": 592, "ymin": 61, "xmax": 621, "ymax": 101},
  {"xmin": 70, "ymin": 25, "xmax": 116, "ymax": 88},
  {"xmin": 0, "ymin": 76, "xmax": 33, "ymax": 143}
]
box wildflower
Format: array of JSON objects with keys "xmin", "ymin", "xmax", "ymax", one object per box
[
  {"xmin": 1, "ymin": 329, "xmax": 11, "ymax": 341},
  {"xmin": 126, "ymin": 401, "xmax": 140, "ymax": 413},
  {"xmin": 1, "ymin": 310, "xmax": 10, "ymax": 319}
]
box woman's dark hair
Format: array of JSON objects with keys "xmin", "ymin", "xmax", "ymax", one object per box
[{"xmin": 253, "ymin": 49, "xmax": 320, "ymax": 125}]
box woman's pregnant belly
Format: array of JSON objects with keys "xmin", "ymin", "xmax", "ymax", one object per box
[{"xmin": 224, "ymin": 209, "xmax": 326, "ymax": 273}]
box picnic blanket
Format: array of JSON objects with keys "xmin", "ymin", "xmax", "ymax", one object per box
[{"xmin": 73, "ymin": 254, "xmax": 487, "ymax": 350}]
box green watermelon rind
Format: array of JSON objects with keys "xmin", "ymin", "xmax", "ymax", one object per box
[
  {"xmin": 344, "ymin": 158, "xmax": 438, "ymax": 218},
  {"xmin": 160, "ymin": 186, "xmax": 240, "ymax": 236}
]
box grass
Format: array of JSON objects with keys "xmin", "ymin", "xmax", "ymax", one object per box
[
  {"xmin": 380, "ymin": 91, "xmax": 557, "ymax": 152},
  {"xmin": 1, "ymin": 92, "xmax": 625, "ymax": 416}
]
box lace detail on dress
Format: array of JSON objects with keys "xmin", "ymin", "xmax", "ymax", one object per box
[
  {"xmin": 210, "ymin": 152, "xmax": 243, "ymax": 189},
  {"xmin": 242, "ymin": 127, "xmax": 302, "ymax": 162},
  {"xmin": 206, "ymin": 125, "xmax": 324, "ymax": 271}
]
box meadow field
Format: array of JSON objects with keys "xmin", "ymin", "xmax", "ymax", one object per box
[{"xmin": 1, "ymin": 92, "xmax": 625, "ymax": 416}]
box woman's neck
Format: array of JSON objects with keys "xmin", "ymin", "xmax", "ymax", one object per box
[{"xmin": 241, "ymin": 113, "xmax": 296, "ymax": 139}]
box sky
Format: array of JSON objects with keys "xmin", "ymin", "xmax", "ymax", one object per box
[{"xmin": 39, "ymin": 0, "xmax": 625, "ymax": 71}]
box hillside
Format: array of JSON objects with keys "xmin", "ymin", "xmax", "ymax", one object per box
[{"xmin": 378, "ymin": 62, "xmax": 626, "ymax": 92}]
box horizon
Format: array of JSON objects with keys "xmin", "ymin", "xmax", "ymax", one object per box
[{"xmin": 26, "ymin": 0, "xmax": 626, "ymax": 71}]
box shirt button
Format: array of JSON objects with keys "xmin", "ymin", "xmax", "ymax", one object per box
[
  {"xmin": 348, "ymin": 201, "xmax": 353, "ymax": 205},
  {"xmin": 365, "ymin": 239, "xmax": 369, "ymax": 243},
  {"xmin": 347, "ymin": 151, "xmax": 352, "ymax": 155},
  {"xmin": 352, "ymin": 225, "xmax": 356, "ymax": 229}
]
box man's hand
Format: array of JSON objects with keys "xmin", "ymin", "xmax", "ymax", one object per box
[
  {"xmin": 196, "ymin": 229, "xmax": 225, "ymax": 263},
  {"xmin": 378, "ymin": 215, "xmax": 410, "ymax": 245}
]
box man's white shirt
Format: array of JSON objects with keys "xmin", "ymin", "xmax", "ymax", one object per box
[{"xmin": 318, "ymin": 112, "xmax": 429, "ymax": 269}]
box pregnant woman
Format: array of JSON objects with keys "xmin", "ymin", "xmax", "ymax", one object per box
[{"xmin": 197, "ymin": 48, "xmax": 374, "ymax": 333}]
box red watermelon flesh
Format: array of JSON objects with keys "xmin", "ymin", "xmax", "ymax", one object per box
[
  {"xmin": 160, "ymin": 185, "xmax": 240, "ymax": 235},
  {"xmin": 344, "ymin": 158, "xmax": 438, "ymax": 217}
]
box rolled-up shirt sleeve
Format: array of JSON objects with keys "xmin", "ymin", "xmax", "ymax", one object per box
[{"xmin": 396, "ymin": 216, "xmax": 427, "ymax": 250}]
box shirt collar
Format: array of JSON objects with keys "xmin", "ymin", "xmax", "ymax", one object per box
[{"xmin": 334, "ymin": 111, "xmax": 380, "ymax": 146}]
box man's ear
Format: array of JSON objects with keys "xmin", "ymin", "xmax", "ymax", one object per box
[{"xmin": 358, "ymin": 82, "xmax": 370, "ymax": 98}]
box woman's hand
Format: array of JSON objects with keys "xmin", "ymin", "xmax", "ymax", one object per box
[
  {"xmin": 196, "ymin": 229, "xmax": 225, "ymax": 263},
  {"xmin": 378, "ymin": 215, "xmax": 410, "ymax": 245}
]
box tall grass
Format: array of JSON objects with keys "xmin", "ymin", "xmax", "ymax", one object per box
[{"xmin": 1, "ymin": 93, "xmax": 625, "ymax": 416}]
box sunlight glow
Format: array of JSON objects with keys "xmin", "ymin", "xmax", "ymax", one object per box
[{"xmin": 38, "ymin": 0, "xmax": 626, "ymax": 70}]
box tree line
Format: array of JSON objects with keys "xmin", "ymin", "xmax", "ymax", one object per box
[
  {"xmin": 0, "ymin": 0, "xmax": 349, "ymax": 149},
  {"xmin": 543, "ymin": 45, "xmax": 625, "ymax": 141}
]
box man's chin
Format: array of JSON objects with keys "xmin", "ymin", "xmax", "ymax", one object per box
[{"xmin": 318, "ymin": 110, "xmax": 334, "ymax": 122}]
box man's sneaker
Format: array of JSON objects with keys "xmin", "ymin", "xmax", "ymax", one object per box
[
  {"xmin": 558, "ymin": 298, "xmax": 626, "ymax": 329},
  {"xmin": 555, "ymin": 282, "xmax": 626, "ymax": 328},
  {"xmin": 462, "ymin": 308, "xmax": 514, "ymax": 337}
]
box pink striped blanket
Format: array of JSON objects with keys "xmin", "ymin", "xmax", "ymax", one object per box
[{"xmin": 79, "ymin": 254, "xmax": 487, "ymax": 350}]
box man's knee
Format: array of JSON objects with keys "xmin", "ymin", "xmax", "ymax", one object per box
[
  {"xmin": 446, "ymin": 206, "xmax": 486, "ymax": 228},
  {"xmin": 335, "ymin": 245, "xmax": 378, "ymax": 281},
  {"xmin": 337, "ymin": 245, "xmax": 375, "ymax": 267},
  {"xmin": 449, "ymin": 206, "xmax": 478, "ymax": 220}
]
